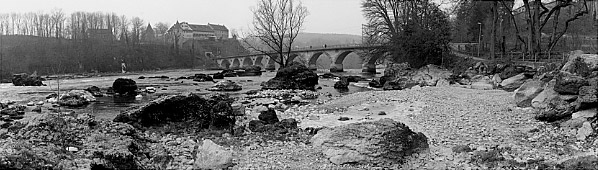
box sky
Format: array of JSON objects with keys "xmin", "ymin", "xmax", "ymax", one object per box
[{"xmin": 0, "ymin": 0, "xmax": 367, "ymax": 35}]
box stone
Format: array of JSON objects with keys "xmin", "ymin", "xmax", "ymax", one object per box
[
  {"xmin": 338, "ymin": 117, "xmax": 350, "ymax": 121},
  {"xmin": 514, "ymin": 80, "xmax": 545, "ymax": 107},
  {"xmin": 58, "ymin": 90, "xmax": 97, "ymax": 107},
  {"xmin": 452, "ymin": 145, "xmax": 473, "ymax": 153},
  {"xmin": 531, "ymin": 80, "xmax": 558, "ymax": 109},
  {"xmin": 311, "ymin": 119, "xmax": 428, "ymax": 165},
  {"xmin": 436, "ymin": 78, "xmax": 450, "ymax": 87},
  {"xmin": 561, "ymin": 118, "xmax": 586, "ymax": 130},
  {"xmin": 290, "ymin": 96, "xmax": 302, "ymax": 103},
  {"xmin": 500, "ymin": 73, "xmax": 529, "ymax": 92},
  {"xmin": 85, "ymin": 86, "xmax": 103, "ymax": 97},
  {"xmin": 554, "ymin": 73, "xmax": 589, "ymax": 95},
  {"xmin": 383, "ymin": 78, "xmax": 418, "ymax": 90},
  {"xmin": 471, "ymin": 81, "xmax": 494, "ymax": 90},
  {"xmin": 112, "ymin": 78, "xmax": 138, "ymax": 96},
  {"xmin": 261, "ymin": 62, "xmax": 319, "ymax": 90},
  {"xmin": 207, "ymin": 80, "xmax": 242, "ymax": 91},
  {"xmin": 212, "ymin": 72, "xmax": 224, "ymax": 79},
  {"xmin": 576, "ymin": 122, "xmax": 593, "ymax": 141},
  {"xmin": 114, "ymin": 94, "xmax": 235, "ymax": 129},
  {"xmin": 571, "ymin": 108, "xmax": 597, "ymax": 119},
  {"xmin": 36, "ymin": 101, "xmax": 44, "ymax": 105},
  {"xmin": 562, "ymin": 50, "xmax": 598, "ymax": 73},
  {"xmin": 499, "ymin": 65, "xmax": 527, "ymax": 80},
  {"xmin": 578, "ymin": 86, "xmax": 597, "ymax": 104},
  {"xmin": 66, "ymin": 146, "xmax": 79, "ymax": 152},
  {"xmin": 334, "ymin": 78, "xmax": 349, "ymax": 89},
  {"xmin": 145, "ymin": 87, "xmax": 156, "ymax": 93},
  {"xmin": 32, "ymin": 106, "xmax": 42, "ymax": 113},
  {"xmin": 193, "ymin": 139, "xmax": 233, "ymax": 170},
  {"xmin": 557, "ymin": 155, "xmax": 598, "ymax": 170},
  {"xmin": 369, "ymin": 79, "xmax": 383, "ymax": 88},
  {"xmin": 11, "ymin": 73, "xmax": 44, "ymax": 86},
  {"xmin": 193, "ymin": 73, "xmax": 213, "ymax": 82},
  {"xmin": 26, "ymin": 102, "xmax": 34, "ymax": 106},
  {"xmin": 411, "ymin": 85, "xmax": 422, "ymax": 90},
  {"xmin": 378, "ymin": 111, "xmax": 387, "ymax": 115},
  {"xmin": 258, "ymin": 108, "xmax": 279, "ymax": 124},
  {"xmin": 535, "ymin": 98, "xmax": 576, "ymax": 122}
]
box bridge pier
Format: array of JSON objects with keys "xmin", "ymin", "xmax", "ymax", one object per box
[
  {"xmin": 216, "ymin": 60, "xmax": 224, "ymax": 69},
  {"xmin": 238, "ymin": 58, "xmax": 246, "ymax": 68},
  {"xmin": 250, "ymin": 56, "xmax": 258, "ymax": 66},
  {"xmin": 362, "ymin": 63, "xmax": 376, "ymax": 73},
  {"xmin": 330, "ymin": 63, "xmax": 343, "ymax": 72}
]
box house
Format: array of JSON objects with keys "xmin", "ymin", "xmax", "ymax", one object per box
[{"xmin": 167, "ymin": 21, "xmax": 229, "ymax": 42}]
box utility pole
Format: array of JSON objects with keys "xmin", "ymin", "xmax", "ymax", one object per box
[{"xmin": 0, "ymin": 24, "xmax": 3, "ymax": 83}]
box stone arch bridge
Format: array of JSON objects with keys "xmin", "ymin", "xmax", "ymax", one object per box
[{"xmin": 214, "ymin": 44, "xmax": 383, "ymax": 73}]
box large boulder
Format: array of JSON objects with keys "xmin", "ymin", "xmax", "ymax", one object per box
[
  {"xmin": 193, "ymin": 74, "xmax": 213, "ymax": 82},
  {"xmin": 514, "ymin": 80, "xmax": 545, "ymax": 107},
  {"xmin": 500, "ymin": 73, "xmax": 530, "ymax": 92},
  {"xmin": 85, "ymin": 86, "xmax": 103, "ymax": 97},
  {"xmin": 112, "ymin": 78, "xmax": 138, "ymax": 96},
  {"xmin": 554, "ymin": 73, "xmax": 589, "ymax": 95},
  {"xmin": 258, "ymin": 108, "xmax": 279, "ymax": 124},
  {"xmin": 531, "ymin": 80, "xmax": 559, "ymax": 109},
  {"xmin": 11, "ymin": 73, "xmax": 44, "ymax": 86},
  {"xmin": 311, "ymin": 118, "xmax": 428, "ymax": 165},
  {"xmin": 261, "ymin": 62, "xmax": 319, "ymax": 90},
  {"xmin": 471, "ymin": 81, "xmax": 495, "ymax": 90},
  {"xmin": 193, "ymin": 139, "xmax": 234, "ymax": 169},
  {"xmin": 562, "ymin": 50, "xmax": 598, "ymax": 73},
  {"xmin": 383, "ymin": 77, "xmax": 418, "ymax": 90},
  {"xmin": 212, "ymin": 73, "xmax": 224, "ymax": 79},
  {"xmin": 411, "ymin": 64, "xmax": 453, "ymax": 86},
  {"xmin": 207, "ymin": 80, "xmax": 242, "ymax": 91},
  {"xmin": 114, "ymin": 93, "xmax": 235, "ymax": 128},
  {"xmin": 334, "ymin": 77, "xmax": 350, "ymax": 89},
  {"xmin": 534, "ymin": 97, "xmax": 576, "ymax": 122},
  {"xmin": 238, "ymin": 65, "xmax": 262, "ymax": 76},
  {"xmin": 368, "ymin": 79, "xmax": 383, "ymax": 88},
  {"xmin": 58, "ymin": 90, "xmax": 96, "ymax": 107}
]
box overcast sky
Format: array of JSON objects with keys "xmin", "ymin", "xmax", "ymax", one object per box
[{"xmin": 0, "ymin": 0, "xmax": 367, "ymax": 35}]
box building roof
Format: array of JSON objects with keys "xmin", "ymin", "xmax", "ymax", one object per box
[
  {"xmin": 188, "ymin": 24, "xmax": 214, "ymax": 32},
  {"xmin": 209, "ymin": 24, "xmax": 229, "ymax": 31}
]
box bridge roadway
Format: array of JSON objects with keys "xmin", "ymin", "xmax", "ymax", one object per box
[{"xmin": 214, "ymin": 44, "xmax": 383, "ymax": 73}]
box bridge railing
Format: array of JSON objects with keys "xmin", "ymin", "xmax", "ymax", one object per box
[{"xmin": 221, "ymin": 43, "xmax": 384, "ymax": 58}]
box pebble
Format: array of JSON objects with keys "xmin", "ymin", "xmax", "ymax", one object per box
[
  {"xmin": 66, "ymin": 146, "xmax": 79, "ymax": 152},
  {"xmin": 36, "ymin": 101, "xmax": 44, "ymax": 105}
]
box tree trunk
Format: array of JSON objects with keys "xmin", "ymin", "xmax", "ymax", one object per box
[{"xmin": 490, "ymin": 1, "xmax": 498, "ymax": 61}]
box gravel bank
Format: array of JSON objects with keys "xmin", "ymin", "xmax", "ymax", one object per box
[{"xmin": 233, "ymin": 86, "xmax": 597, "ymax": 169}]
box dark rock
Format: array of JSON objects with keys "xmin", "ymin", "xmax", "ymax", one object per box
[
  {"xmin": 554, "ymin": 73, "xmax": 589, "ymax": 95},
  {"xmin": 261, "ymin": 62, "xmax": 319, "ymax": 90},
  {"xmin": 320, "ymin": 73, "xmax": 338, "ymax": 79},
  {"xmin": 379, "ymin": 76, "xmax": 394, "ymax": 87},
  {"xmin": 338, "ymin": 117, "xmax": 350, "ymax": 121},
  {"xmin": 278, "ymin": 118, "xmax": 298, "ymax": 129},
  {"xmin": 369, "ymin": 79, "xmax": 383, "ymax": 88},
  {"xmin": 138, "ymin": 76, "xmax": 146, "ymax": 79},
  {"xmin": 248, "ymin": 120, "xmax": 267, "ymax": 132},
  {"xmin": 114, "ymin": 93, "xmax": 235, "ymax": 129},
  {"xmin": 534, "ymin": 98, "xmax": 576, "ymax": 122},
  {"xmin": 258, "ymin": 109, "xmax": 279, "ymax": 124},
  {"xmin": 11, "ymin": 73, "xmax": 44, "ymax": 86},
  {"xmin": 383, "ymin": 77, "xmax": 418, "ymax": 90},
  {"xmin": 317, "ymin": 86, "xmax": 323, "ymax": 89},
  {"xmin": 112, "ymin": 78, "xmax": 138, "ymax": 96},
  {"xmin": 148, "ymin": 75, "xmax": 169, "ymax": 79},
  {"xmin": 333, "ymin": 78, "xmax": 349, "ymax": 89},
  {"xmin": 471, "ymin": 150, "xmax": 505, "ymax": 164},
  {"xmin": 238, "ymin": 66, "xmax": 262, "ymax": 76},
  {"xmin": 193, "ymin": 74, "xmax": 213, "ymax": 82},
  {"xmin": 577, "ymin": 86, "xmax": 597, "ymax": 104},
  {"xmin": 58, "ymin": 90, "xmax": 96, "ymax": 107},
  {"xmin": 85, "ymin": 86, "xmax": 103, "ymax": 97},
  {"xmin": 311, "ymin": 118, "xmax": 428, "ymax": 165},
  {"xmin": 378, "ymin": 111, "xmax": 387, "ymax": 115},
  {"xmin": 0, "ymin": 122, "xmax": 11, "ymax": 128},
  {"xmin": 32, "ymin": 106, "xmax": 42, "ymax": 113},
  {"xmin": 343, "ymin": 76, "xmax": 366, "ymax": 83},
  {"xmin": 46, "ymin": 93, "xmax": 58, "ymax": 99},
  {"xmin": 207, "ymin": 80, "xmax": 242, "ymax": 91},
  {"xmin": 221, "ymin": 69, "xmax": 237, "ymax": 77},
  {"xmin": 212, "ymin": 73, "xmax": 224, "ymax": 79},
  {"xmin": 499, "ymin": 65, "xmax": 527, "ymax": 80},
  {"xmin": 452, "ymin": 145, "xmax": 473, "ymax": 153}
]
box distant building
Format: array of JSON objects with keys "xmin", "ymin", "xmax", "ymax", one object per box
[
  {"xmin": 166, "ymin": 21, "xmax": 229, "ymax": 42},
  {"xmin": 88, "ymin": 29, "xmax": 114, "ymax": 41},
  {"xmin": 141, "ymin": 23, "xmax": 157, "ymax": 43}
]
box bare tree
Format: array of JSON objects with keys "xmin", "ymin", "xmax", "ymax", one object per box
[{"xmin": 247, "ymin": 0, "xmax": 308, "ymax": 68}]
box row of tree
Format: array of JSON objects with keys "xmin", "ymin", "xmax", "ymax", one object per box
[
  {"xmin": 0, "ymin": 10, "xmax": 170, "ymax": 43},
  {"xmin": 452, "ymin": 0, "xmax": 597, "ymax": 60}
]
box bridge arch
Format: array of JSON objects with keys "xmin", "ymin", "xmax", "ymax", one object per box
[
  {"xmin": 231, "ymin": 58, "xmax": 241, "ymax": 69},
  {"xmin": 330, "ymin": 51, "xmax": 358, "ymax": 72},
  {"xmin": 254, "ymin": 56, "xmax": 265, "ymax": 66},
  {"xmin": 242, "ymin": 57, "xmax": 253, "ymax": 67},
  {"xmin": 221, "ymin": 59, "xmax": 231, "ymax": 69},
  {"xmin": 308, "ymin": 52, "xmax": 331, "ymax": 70}
]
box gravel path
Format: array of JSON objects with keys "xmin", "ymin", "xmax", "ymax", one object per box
[{"xmin": 232, "ymin": 86, "xmax": 597, "ymax": 169}]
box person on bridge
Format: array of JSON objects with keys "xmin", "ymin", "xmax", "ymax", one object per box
[{"xmin": 324, "ymin": 44, "xmax": 327, "ymax": 48}]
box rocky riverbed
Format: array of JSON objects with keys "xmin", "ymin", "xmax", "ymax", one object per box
[{"xmin": 1, "ymin": 64, "xmax": 597, "ymax": 169}]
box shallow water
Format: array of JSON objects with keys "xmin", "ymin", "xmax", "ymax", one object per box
[{"xmin": 77, "ymin": 68, "xmax": 384, "ymax": 120}]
